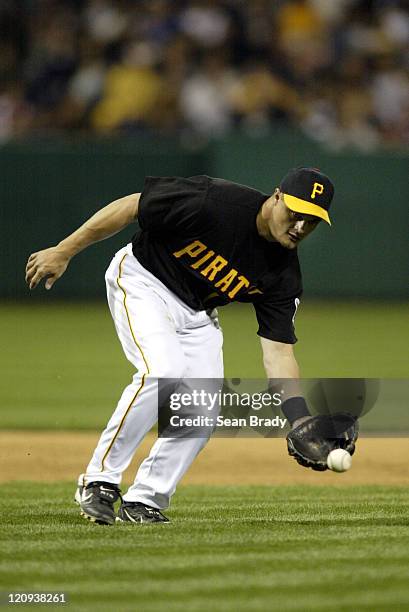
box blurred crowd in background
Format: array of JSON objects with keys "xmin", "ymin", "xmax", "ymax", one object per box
[{"xmin": 1, "ymin": 0, "xmax": 409, "ymax": 150}]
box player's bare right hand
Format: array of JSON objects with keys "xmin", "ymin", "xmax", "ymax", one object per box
[{"xmin": 25, "ymin": 246, "xmax": 71, "ymax": 290}]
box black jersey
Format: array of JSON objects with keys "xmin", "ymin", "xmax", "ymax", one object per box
[{"xmin": 132, "ymin": 176, "xmax": 302, "ymax": 344}]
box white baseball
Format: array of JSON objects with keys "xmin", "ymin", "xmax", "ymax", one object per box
[{"xmin": 327, "ymin": 448, "xmax": 352, "ymax": 472}]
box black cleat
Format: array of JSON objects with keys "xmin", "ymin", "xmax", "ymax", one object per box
[
  {"xmin": 78, "ymin": 481, "xmax": 122, "ymax": 525},
  {"xmin": 116, "ymin": 502, "xmax": 169, "ymax": 524}
]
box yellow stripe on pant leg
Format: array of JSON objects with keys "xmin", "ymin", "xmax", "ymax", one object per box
[
  {"xmin": 100, "ymin": 374, "xmax": 146, "ymax": 471},
  {"xmin": 100, "ymin": 253, "xmax": 151, "ymax": 471},
  {"xmin": 117, "ymin": 254, "xmax": 150, "ymax": 374}
]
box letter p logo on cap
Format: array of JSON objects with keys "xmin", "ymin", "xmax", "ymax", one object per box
[{"xmin": 311, "ymin": 183, "xmax": 324, "ymax": 199}]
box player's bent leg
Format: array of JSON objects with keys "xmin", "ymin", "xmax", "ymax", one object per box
[
  {"xmin": 77, "ymin": 247, "xmax": 188, "ymax": 522},
  {"xmin": 122, "ymin": 309, "xmax": 224, "ymax": 514}
]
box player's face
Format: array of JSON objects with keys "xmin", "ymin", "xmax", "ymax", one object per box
[{"xmin": 269, "ymin": 191, "xmax": 321, "ymax": 249}]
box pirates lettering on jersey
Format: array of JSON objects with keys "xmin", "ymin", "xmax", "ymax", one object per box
[{"xmin": 173, "ymin": 240, "xmax": 263, "ymax": 300}]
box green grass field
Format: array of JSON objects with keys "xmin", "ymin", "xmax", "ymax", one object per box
[
  {"xmin": 2, "ymin": 301, "xmax": 409, "ymax": 611},
  {"xmin": 1, "ymin": 483, "xmax": 409, "ymax": 612},
  {"xmin": 2, "ymin": 301, "xmax": 408, "ymax": 429}
]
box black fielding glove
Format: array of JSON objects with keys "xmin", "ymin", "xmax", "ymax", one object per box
[{"xmin": 286, "ymin": 412, "xmax": 359, "ymax": 471}]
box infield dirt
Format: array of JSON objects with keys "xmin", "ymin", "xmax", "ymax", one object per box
[{"xmin": 1, "ymin": 432, "xmax": 408, "ymax": 486}]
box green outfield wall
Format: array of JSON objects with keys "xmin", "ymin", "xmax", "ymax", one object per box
[{"xmin": 2, "ymin": 130, "xmax": 408, "ymax": 299}]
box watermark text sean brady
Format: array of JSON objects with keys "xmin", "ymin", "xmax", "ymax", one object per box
[{"xmin": 170, "ymin": 414, "xmax": 288, "ymax": 429}]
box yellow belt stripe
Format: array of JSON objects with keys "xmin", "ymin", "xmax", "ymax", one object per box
[{"xmin": 100, "ymin": 253, "xmax": 150, "ymax": 471}]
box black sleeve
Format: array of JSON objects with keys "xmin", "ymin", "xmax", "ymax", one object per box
[
  {"xmin": 254, "ymin": 261, "xmax": 303, "ymax": 344},
  {"xmin": 254, "ymin": 295, "xmax": 301, "ymax": 344},
  {"xmin": 138, "ymin": 176, "xmax": 209, "ymax": 235}
]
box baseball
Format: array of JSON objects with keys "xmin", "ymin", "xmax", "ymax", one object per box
[{"xmin": 327, "ymin": 448, "xmax": 352, "ymax": 472}]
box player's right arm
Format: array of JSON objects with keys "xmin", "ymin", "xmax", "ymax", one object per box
[{"xmin": 25, "ymin": 193, "xmax": 140, "ymax": 290}]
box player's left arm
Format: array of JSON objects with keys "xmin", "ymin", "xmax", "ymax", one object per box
[
  {"xmin": 260, "ymin": 337, "xmax": 306, "ymax": 417},
  {"xmin": 260, "ymin": 337, "xmax": 299, "ymax": 379}
]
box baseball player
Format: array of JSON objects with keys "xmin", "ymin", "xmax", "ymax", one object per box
[{"xmin": 25, "ymin": 167, "xmax": 357, "ymax": 525}]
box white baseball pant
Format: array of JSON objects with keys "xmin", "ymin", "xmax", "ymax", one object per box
[{"xmin": 79, "ymin": 243, "xmax": 224, "ymax": 509}]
